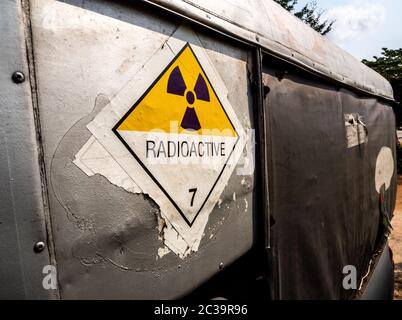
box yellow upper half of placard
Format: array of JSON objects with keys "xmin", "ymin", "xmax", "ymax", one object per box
[{"xmin": 117, "ymin": 45, "xmax": 236, "ymax": 138}]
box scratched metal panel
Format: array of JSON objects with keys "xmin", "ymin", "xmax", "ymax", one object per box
[
  {"xmin": 0, "ymin": 0, "xmax": 54, "ymax": 299},
  {"xmin": 146, "ymin": 0, "xmax": 394, "ymax": 100},
  {"xmin": 30, "ymin": 0, "xmax": 255, "ymax": 299}
]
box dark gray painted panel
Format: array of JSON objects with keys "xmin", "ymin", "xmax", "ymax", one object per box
[{"xmin": 263, "ymin": 59, "xmax": 396, "ymax": 300}]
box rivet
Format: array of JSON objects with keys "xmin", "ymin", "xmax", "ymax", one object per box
[
  {"xmin": 219, "ymin": 262, "xmax": 224, "ymax": 270},
  {"xmin": 12, "ymin": 71, "xmax": 25, "ymax": 84},
  {"xmin": 34, "ymin": 241, "xmax": 45, "ymax": 253}
]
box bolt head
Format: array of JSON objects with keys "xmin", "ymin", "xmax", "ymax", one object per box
[
  {"xmin": 219, "ymin": 262, "xmax": 224, "ymax": 270},
  {"xmin": 12, "ymin": 71, "xmax": 25, "ymax": 84},
  {"xmin": 34, "ymin": 241, "xmax": 45, "ymax": 253}
]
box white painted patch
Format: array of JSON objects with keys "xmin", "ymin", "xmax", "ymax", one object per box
[
  {"xmin": 344, "ymin": 113, "xmax": 368, "ymax": 148},
  {"xmin": 375, "ymin": 147, "xmax": 394, "ymax": 193},
  {"xmin": 73, "ymin": 25, "xmax": 246, "ymax": 258}
]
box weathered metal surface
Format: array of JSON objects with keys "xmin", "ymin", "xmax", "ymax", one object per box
[
  {"xmin": 262, "ymin": 56, "xmax": 396, "ymax": 300},
  {"xmin": 0, "ymin": 0, "xmax": 54, "ymax": 299},
  {"xmin": 29, "ymin": 0, "xmax": 255, "ymax": 298},
  {"xmin": 145, "ymin": 0, "xmax": 394, "ymax": 100},
  {"xmin": 1, "ymin": 0, "xmax": 395, "ymax": 300}
]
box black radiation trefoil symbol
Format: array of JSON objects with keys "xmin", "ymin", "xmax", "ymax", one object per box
[{"xmin": 167, "ymin": 66, "xmax": 210, "ymax": 131}]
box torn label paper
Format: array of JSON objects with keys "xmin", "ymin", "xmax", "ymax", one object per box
[
  {"xmin": 344, "ymin": 113, "xmax": 368, "ymax": 148},
  {"xmin": 74, "ymin": 136, "xmax": 142, "ymax": 194},
  {"xmin": 74, "ymin": 25, "xmax": 246, "ymax": 258}
]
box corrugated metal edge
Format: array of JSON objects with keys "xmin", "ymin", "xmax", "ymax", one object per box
[{"xmin": 143, "ymin": 0, "xmax": 394, "ymax": 101}]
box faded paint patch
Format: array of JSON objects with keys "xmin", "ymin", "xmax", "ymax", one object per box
[
  {"xmin": 375, "ymin": 146, "xmax": 395, "ymax": 193},
  {"xmin": 155, "ymin": 211, "xmax": 192, "ymax": 258}
]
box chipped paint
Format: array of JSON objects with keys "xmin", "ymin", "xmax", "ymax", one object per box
[
  {"xmin": 241, "ymin": 177, "xmax": 246, "ymax": 185},
  {"xmin": 375, "ymin": 147, "xmax": 395, "ymax": 193}
]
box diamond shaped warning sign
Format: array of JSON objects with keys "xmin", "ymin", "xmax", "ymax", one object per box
[
  {"xmin": 75, "ymin": 26, "xmax": 247, "ymax": 256},
  {"xmin": 113, "ymin": 43, "xmax": 240, "ymax": 226}
]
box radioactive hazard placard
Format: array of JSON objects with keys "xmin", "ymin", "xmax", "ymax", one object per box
[
  {"xmin": 113, "ymin": 44, "xmax": 239, "ymax": 226},
  {"xmin": 83, "ymin": 26, "xmax": 246, "ymax": 250}
]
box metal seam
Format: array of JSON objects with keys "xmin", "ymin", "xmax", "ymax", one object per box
[{"xmin": 20, "ymin": 0, "xmax": 60, "ymax": 299}]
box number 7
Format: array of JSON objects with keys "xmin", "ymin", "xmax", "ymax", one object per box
[{"xmin": 189, "ymin": 188, "xmax": 197, "ymax": 207}]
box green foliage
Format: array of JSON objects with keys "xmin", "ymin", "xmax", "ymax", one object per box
[
  {"xmin": 363, "ymin": 48, "xmax": 402, "ymax": 123},
  {"xmin": 274, "ymin": 0, "xmax": 334, "ymax": 35},
  {"xmin": 363, "ymin": 48, "xmax": 402, "ymax": 173},
  {"xmin": 275, "ymin": 0, "xmax": 297, "ymax": 12}
]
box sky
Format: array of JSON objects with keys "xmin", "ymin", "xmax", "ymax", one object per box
[{"xmin": 297, "ymin": 0, "xmax": 402, "ymax": 61}]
